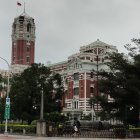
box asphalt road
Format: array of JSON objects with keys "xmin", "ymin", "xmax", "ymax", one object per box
[{"xmin": 0, "ymin": 134, "xmax": 139, "ymax": 140}]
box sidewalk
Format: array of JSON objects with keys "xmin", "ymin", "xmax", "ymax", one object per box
[{"xmin": 0, "ymin": 134, "xmax": 140, "ymax": 140}]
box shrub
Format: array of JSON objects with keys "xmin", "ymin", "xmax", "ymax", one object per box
[{"xmin": 0, "ymin": 124, "xmax": 36, "ymax": 134}]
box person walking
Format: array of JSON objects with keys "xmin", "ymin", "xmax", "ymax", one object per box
[{"xmin": 72, "ymin": 117, "xmax": 81, "ymax": 136}]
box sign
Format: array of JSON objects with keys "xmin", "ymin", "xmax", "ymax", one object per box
[
  {"xmin": 6, "ymin": 98, "xmax": 10, "ymax": 105},
  {"xmin": 4, "ymin": 98, "xmax": 10, "ymax": 119}
]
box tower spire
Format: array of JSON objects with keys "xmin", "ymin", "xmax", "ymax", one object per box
[{"xmin": 24, "ymin": 2, "xmax": 25, "ymax": 13}]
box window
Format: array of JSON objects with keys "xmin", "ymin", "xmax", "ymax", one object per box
[
  {"xmin": 80, "ymin": 57, "xmax": 85, "ymax": 60},
  {"xmin": 26, "ymin": 46, "xmax": 30, "ymax": 52},
  {"xmin": 72, "ymin": 100, "xmax": 79, "ymax": 109},
  {"xmin": 86, "ymin": 56, "xmax": 90, "ymax": 60},
  {"xmin": 26, "ymin": 56, "xmax": 30, "ymax": 63},
  {"xmin": 27, "ymin": 23, "xmax": 31, "ymax": 32},
  {"xmin": 74, "ymin": 73, "xmax": 79, "ymax": 81},
  {"xmin": 73, "ymin": 87, "xmax": 79, "ymax": 95},
  {"xmin": 94, "ymin": 57, "xmax": 100, "ymax": 61},
  {"xmin": 90, "ymin": 87, "xmax": 94, "ymax": 93},
  {"xmin": 91, "ymin": 72, "xmax": 93, "ymax": 78}
]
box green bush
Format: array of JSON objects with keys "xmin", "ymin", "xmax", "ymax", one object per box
[
  {"xmin": 129, "ymin": 128, "xmax": 140, "ymax": 138},
  {"xmin": 31, "ymin": 120, "xmax": 37, "ymax": 125},
  {"xmin": 0, "ymin": 124, "xmax": 36, "ymax": 134}
]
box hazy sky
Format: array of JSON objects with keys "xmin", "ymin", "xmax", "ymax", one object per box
[{"xmin": 0, "ymin": 0, "xmax": 140, "ymax": 69}]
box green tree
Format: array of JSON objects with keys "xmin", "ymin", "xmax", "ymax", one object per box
[
  {"xmin": 97, "ymin": 51, "xmax": 139, "ymax": 126},
  {"xmin": 0, "ymin": 74, "xmax": 2, "ymax": 91},
  {"xmin": 9, "ymin": 63, "xmax": 63, "ymax": 124},
  {"xmin": 0, "ymin": 74, "xmax": 7, "ymax": 123}
]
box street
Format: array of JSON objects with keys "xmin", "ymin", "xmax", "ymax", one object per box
[{"xmin": 0, "ymin": 134, "xmax": 140, "ymax": 140}]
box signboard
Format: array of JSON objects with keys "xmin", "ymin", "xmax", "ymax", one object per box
[
  {"xmin": 4, "ymin": 98, "xmax": 10, "ymax": 119},
  {"xmin": 6, "ymin": 98, "xmax": 10, "ymax": 105}
]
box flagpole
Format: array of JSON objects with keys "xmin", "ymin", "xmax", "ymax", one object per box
[
  {"xmin": 16, "ymin": 3, "xmax": 18, "ymax": 16},
  {"xmin": 16, "ymin": 2, "xmax": 22, "ymax": 15}
]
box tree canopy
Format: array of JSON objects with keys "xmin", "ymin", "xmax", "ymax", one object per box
[
  {"xmin": 9, "ymin": 63, "xmax": 64, "ymax": 124},
  {"xmin": 98, "ymin": 44, "xmax": 140, "ymax": 126}
]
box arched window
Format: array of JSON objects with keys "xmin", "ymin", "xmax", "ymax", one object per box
[{"xmin": 27, "ymin": 23, "xmax": 31, "ymax": 32}]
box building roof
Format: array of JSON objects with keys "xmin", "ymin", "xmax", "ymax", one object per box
[
  {"xmin": 20, "ymin": 12, "xmax": 30, "ymax": 18},
  {"xmin": 80, "ymin": 39, "xmax": 117, "ymax": 53},
  {"xmin": 48, "ymin": 61, "xmax": 67, "ymax": 67},
  {"xmin": 88, "ymin": 39, "xmax": 109, "ymax": 47}
]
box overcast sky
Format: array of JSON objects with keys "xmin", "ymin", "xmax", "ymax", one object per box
[{"xmin": 0, "ymin": 0, "xmax": 140, "ymax": 69}]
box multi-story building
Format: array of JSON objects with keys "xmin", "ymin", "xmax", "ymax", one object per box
[
  {"xmin": 49, "ymin": 39, "xmax": 118, "ymax": 119},
  {"xmin": 1, "ymin": 9, "xmax": 118, "ymax": 120}
]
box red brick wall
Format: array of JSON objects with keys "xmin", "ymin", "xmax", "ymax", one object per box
[
  {"xmin": 79, "ymin": 79, "xmax": 84, "ymax": 98},
  {"xmin": 11, "ymin": 40, "xmax": 35, "ymax": 65},
  {"xmin": 86, "ymin": 80, "xmax": 91, "ymax": 98},
  {"xmin": 67, "ymin": 77, "xmax": 73, "ymax": 99}
]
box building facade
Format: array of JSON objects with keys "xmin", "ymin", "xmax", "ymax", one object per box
[
  {"xmin": 49, "ymin": 39, "xmax": 118, "ymax": 119},
  {"xmin": 0, "ymin": 10, "xmax": 118, "ymax": 120}
]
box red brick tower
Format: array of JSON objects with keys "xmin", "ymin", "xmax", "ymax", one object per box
[{"xmin": 11, "ymin": 12, "xmax": 35, "ymax": 65}]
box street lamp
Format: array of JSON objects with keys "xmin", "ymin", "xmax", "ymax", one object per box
[
  {"xmin": 40, "ymin": 87, "xmax": 44, "ymax": 120},
  {"xmin": 36, "ymin": 81, "xmax": 44, "ymax": 121},
  {"xmin": 0, "ymin": 57, "xmax": 10, "ymax": 135},
  {"xmin": 36, "ymin": 77, "xmax": 46, "ymax": 136}
]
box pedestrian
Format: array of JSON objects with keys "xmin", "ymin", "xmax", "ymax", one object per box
[
  {"xmin": 58, "ymin": 123, "xmax": 63, "ymax": 136},
  {"xmin": 72, "ymin": 118, "xmax": 81, "ymax": 136},
  {"xmin": 98, "ymin": 121, "xmax": 103, "ymax": 130}
]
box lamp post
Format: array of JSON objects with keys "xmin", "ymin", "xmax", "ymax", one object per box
[
  {"xmin": 40, "ymin": 87, "xmax": 44, "ymax": 120},
  {"xmin": 36, "ymin": 78, "xmax": 46, "ymax": 136},
  {"xmin": 0, "ymin": 57, "xmax": 10, "ymax": 135}
]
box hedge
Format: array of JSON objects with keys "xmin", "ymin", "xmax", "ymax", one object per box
[{"xmin": 0, "ymin": 124, "xmax": 36, "ymax": 134}]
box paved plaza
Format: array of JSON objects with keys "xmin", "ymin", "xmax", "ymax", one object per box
[{"xmin": 0, "ymin": 134, "xmax": 140, "ymax": 140}]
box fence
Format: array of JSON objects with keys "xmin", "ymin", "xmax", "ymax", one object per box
[
  {"xmin": 0, "ymin": 123, "xmax": 140, "ymax": 138},
  {"xmin": 46, "ymin": 124, "xmax": 140, "ymax": 138}
]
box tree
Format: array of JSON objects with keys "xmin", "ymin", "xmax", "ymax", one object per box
[
  {"xmin": 0, "ymin": 74, "xmax": 7, "ymax": 123},
  {"xmin": 0, "ymin": 74, "xmax": 2, "ymax": 91},
  {"xmin": 9, "ymin": 63, "xmax": 63, "ymax": 124},
  {"xmin": 97, "ymin": 51, "xmax": 140, "ymax": 126}
]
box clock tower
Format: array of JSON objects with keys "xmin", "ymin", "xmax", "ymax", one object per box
[{"xmin": 11, "ymin": 11, "xmax": 35, "ymax": 65}]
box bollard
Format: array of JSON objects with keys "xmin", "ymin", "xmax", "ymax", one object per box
[
  {"xmin": 10, "ymin": 128, "xmax": 13, "ymax": 134},
  {"xmin": 23, "ymin": 128, "xmax": 26, "ymax": 135}
]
